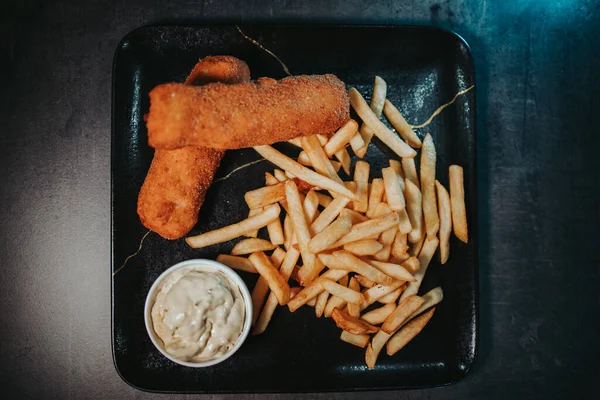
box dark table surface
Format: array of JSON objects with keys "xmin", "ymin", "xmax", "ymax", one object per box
[{"xmin": 1, "ymin": 1, "xmax": 599, "ymax": 399}]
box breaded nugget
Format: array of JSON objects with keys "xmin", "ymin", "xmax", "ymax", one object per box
[
  {"xmin": 137, "ymin": 56, "xmax": 250, "ymax": 239},
  {"xmin": 146, "ymin": 74, "xmax": 350, "ymax": 150}
]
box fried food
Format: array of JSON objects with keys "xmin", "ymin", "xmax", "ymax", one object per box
[
  {"xmin": 147, "ymin": 74, "xmax": 350, "ymax": 150},
  {"xmin": 137, "ymin": 56, "xmax": 251, "ymax": 239}
]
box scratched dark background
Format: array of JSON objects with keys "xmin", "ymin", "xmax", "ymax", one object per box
[{"xmin": 1, "ymin": 1, "xmax": 599, "ymax": 399}]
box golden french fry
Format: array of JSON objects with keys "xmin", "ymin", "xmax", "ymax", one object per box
[
  {"xmin": 340, "ymin": 330, "xmax": 370, "ymax": 348},
  {"xmin": 354, "ymin": 274, "xmax": 377, "ymax": 288},
  {"xmin": 332, "ymin": 308, "xmax": 380, "ymax": 335},
  {"xmin": 420, "ymin": 134, "xmax": 439, "ymax": 238},
  {"xmin": 315, "ymin": 289, "xmax": 329, "ymax": 318},
  {"xmin": 308, "ymin": 214, "xmax": 353, "ymax": 253},
  {"xmin": 346, "ymin": 277, "xmax": 361, "ymax": 318},
  {"xmin": 349, "ymin": 132, "xmax": 366, "ymax": 155},
  {"xmin": 287, "ymin": 269, "xmax": 349, "ymax": 312},
  {"xmin": 353, "ymin": 161, "xmax": 370, "ymax": 213},
  {"xmin": 315, "ymin": 134, "xmax": 328, "ymax": 146},
  {"xmin": 231, "ymin": 238, "xmax": 277, "ymax": 256},
  {"xmin": 244, "ymin": 182, "xmax": 286, "ymax": 209},
  {"xmin": 317, "ymin": 253, "xmax": 351, "ymax": 271},
  {"xmin": 400, "ymin": 256, "xmax": 420, "ymax": 274},
  {"xmin": 381, "ymin": 295, "xmax": 426, "ymax": 334},
  {"xmin": 366, "ymin": 178, "xmax": 385, "ymax": 218},
  {"xmin": 324, "ymin": 119, "xmax": 359, "ymax": 157},
  {"xmin": 186, "ymin": 203, "xmax": 281, "ymax": 248},
  {"xmin": 367, "ymin": 260, "xmax": 416, "ymax": 282},
  {"xmin": 301, "ymin": 136, "xmax": 344, "ymax": 184},
  {"xmin": 360, "ymin": 281, "xmax": 406, "ymax": 310},
  {"xmin": 378, "ymin": 286, "xmax": 402, "ymax": 303},
  {"xmin": 386, "ymin": 307, "xmax": 436, "ymax": 356},
  {"xmin": 340, "ymin": 208, "xmax": 369, "ymax": 224},
  {"xmin": 412, "ymin": 287, "xmax": 443, "ymax": 317},
  {"xmin": 332, "ymin": 251, "xmax": 394, "ymax": 285},
  {"xmin": 265, "ymin": 172, "xmax": 279, "ymax": 186},
  {"xmin": 400, "ymin": 237, "xmax": 439, "ymax": 302},
  {"xmin": 379, "ymin": 226, "xmax": 398, "ymax": 246},
  {"xmin": 249, "ymin": 251, "xmax": 290, "ymax": 306},
  {"xmin": 324, "ymin": 295, "xmax": 347, "ymax": 317},
  {"xmin": 266, "ymin": 218, "xmax": 284, "ymax": 246},
  {"xmin": 409, "ymin": 233, "xmax": 425, "ymax": 257},
  {"xmin": 250, "ymin": 249, "xmax": 285, "ymax": 325},
  {"xmin": 383, "ymin": 99, "xmax": 422, "ymax": 148},
  {"xmin": 389, "ymin": 159, "xmax": 405, "ymax": 182},
  {"xmin": 217, "ymin": 254, "xmax": 257, "ymax": 273},
  {"xmin": 252, "ymin": 248, "xmax": 300, "ymax": 335},
  {"xmin": 283, "ymin": 214, "xmax": 294, "ymax": 251},
  {"xmin": 316, "ymin": 193, "xmax": 333, "ymax": 208},
  {"xmin": 310, "ymin": 196, "xmax": 351, "ymax": 234},
  {"xmin": 273, "ymin": 169, "xmax": 287, "ymax": 182},
  {"xmin": 245, "ymin": 207, "xmax": 263, "ymax": 238},
  {"xmin": 382, "ymin": 167, "xmax": 406, "ymax": 213},
  {"xmin": 373, "ymin": 245, "xmax": 391, "ymax": 261},
  {"xmin": 365, "ymin": 329, "xmax": 392, "ymax": 368},
  {"xmin": 330, "ymin": 212, "xmax": 400, "ymax": 248},
  {"xmin": 372, "ymin": 202, "xmax": 392, "ymax": 218},
  {"xmin": 392, "ymin": 231, "xmax": 409, "ymax": 258},
  {"xmin": 449, "ymin": 165, "xmax": 468, "ymax": 243},
  {"xmin": 254, "ymin": 145, "xmax": 356, "ymax": 200},
  {"xmin": 360, "ymin": 302, "xmax": 396, "ymax": 325},
  {"xmin": 297, "ymin": 151, "xmax": 312, "ymax": 166},
  {"xmin": 306, "ymin": 296, "xmax": 317, "ymax": 307},
  {"xmin": 290, "ymin": 286, "xmax": 302, "ymax": 298},
  {"xmin": 435, "ymin": 180, "xmax": 452, "ymax": 263},
  {"xmin": 402, "ymin": 157, "xmax": 419, "ymax": 189},
  {"xmin": 322, "ymin": 279, "xmax": 364, "ymax": 304},
  {"xmin": 404, "ymin": 178, "xmax": 424, "ymax": 243},
  {"xmin": 303, "ymin": 189, "xmax": 320, "ymax": 223},
  {"xmin": 349, "ymin": 88, "xmax": 416, "ymax": 158},
  {"xmin": 334, "ymin": 148, "xmax": 351, "ymax": 175},
  {"xmin": 356, "ymin": 76, "xmax": 387, "ymax": 158},
  {"xmin": 396, "ymin": 208, "xmax": 411, "ymax": 235},
  {"xmin": 343, "ymin": 239, "xmax": 384, "ymax": 256}
]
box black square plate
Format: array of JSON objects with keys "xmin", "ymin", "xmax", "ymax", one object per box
[{"xmin": 112, "ymin": 24, "xmax": 477, "ymax": 393}]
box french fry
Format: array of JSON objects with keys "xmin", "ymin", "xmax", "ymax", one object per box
[
  {"xmin": 347, "ymin": 277, "xmax": 361, "ymax": 318},
  {"xmin": 383, "ymin": 99, "xmax": 422, "ymax": 148},
  {"xmin": 245, "ymin": 207, "xmax": 263, "ymax": 237},
  {"xmin": 398, "ymin": 209, "xmax": 412, "ymax": 234},
  {"xmin": 404, "ymin": 178, "xmax": 424, "ymax": 243},
  {"xmin": 266, "ymin": 219, "xmax": 285, "ymax": 246},
  {"xmin": 329, "ymin": 212, "xmax": 400, "ymax": 248},
  {"xmin": 400, "ymin": 237, "xmax": 439, "ymax": 302},
  {"xmin": 273, "ymin": 169, "xmax": 287, "ymax": 182},
  {"xmin": 343, "ymin": 239, "xmax": 384, "ymax": 256},
  {"xmin": 285, "ymin": 180, "xmax": 318, "ymax": 285},
  {"xmin": 338, "ymin": 275, "xmax": 350, "ymax": 287},
  {"xmin": 389, "ymin": 159, "xmax": 405, "ymax": 182},
  {"xmin": 317, "ymin": 253, "xmax": 351, "ymax": 271},
  {"xmin": 349, "ymin": 132, "xmax": 366, "ymax": 155},
  {"xmin": 290, "ymin": 286, "xmax": 302, "ymax": 298},
  {"xmin": 315, "ymin": 134, "xmax": 329, "ymax": 146},
  {"xmin": 186, "ymin": 203, "xmax": 281, "ymax": 249},
  {"xmin": 231, "ymin": 238, "xmax": 277, "ymax": 255},
  {"xmin": 332, "ymin": 251, "xmax": 395, "ymax": 285},
  {"xmin": 250, "ymin": 249, "xmax": 285, "ymax": 325},
  {"xmin": 322, "ymin": 280, "xmax": 364, "ymax": 304},
  {"xmin": 285, "ymin": 171, "xmax": 296, "ymax": 179},
  {"xmin": 354, "ymin": 275, "xmax": 377, "ymax": 288},
  {"xmin": 324, "ymin": 295, "xmax": 347, "ymax": 317},
  {"xmin": 449, "ymin": 165, "xmax": 468, "ymax": 243},
  {"xmin": 402, "ymin": 157, "xmax": 419, "ymax": 189},
  {"xmin": 412, "ymin": 287, "xmax": 443, "ymax": 317},
  {"xmin": 340, "ymin": 330, "xmax": 370, "ymax": 348},
  {"xmin": 324, "ymin": 119, "xmax": 359, "ymax": 157},
  {"xmin": 378, "ymin": 286, "xmax": 402, "ymax": 303},
  {"xmin": 310, "ymin": 196, "xmax": 351, "ymax": 234},
  {"xmin": 332, "ymin": 308, "xmax": 380, "ymax": 335},
  {"xmin": 392, "ymin": 231, "xmax": 409, "ymax": 258},
  {"xmin": 435, "ymin": 180, "xmax": 452, "ymax": 263},
  {"xmin": 400, "ymin": 256, "xmax": 420, "ymax": 274},
  {"xmin": 379, "ymin": 226, "xmax": 398, "ymax": 247},
  {"xmin": 334, "ymin": 148, "xmax": 352, "ymax": 175},
  {"xmin": 373, "ymin": 244, "xmax": 392, "ymax": 262},
  {"xmin": 340, "ymin": 208, "xmax": 369, "ymax": 224},
  {"xmin": 372, "ymin": 202, "xmax": 392, "ymax": 218},
  {"xmin": 360, "ymin": 302, "xmax": 396, "ymax": 325},
  {"xmin": 283, "ymin": 214, "xmax": 294, "ymax": 251},
  {"xmin": 356, "ymin": 76, "xmax": 387, "ymax": 158},
  {"xmin": 252, "ymin": 248, "xmax": 300, "ymax": 335},
  {"xmin": 367, "ymin": 260, "xmax": 416, "ymax": 282},
  {"xmin": 217, "ymin": 254, "xmax": 257, "ymax": 273},
  {"xmin": 386, "ymin": 307, "xmax": 436, "ymax": 356},
  {"xmin": 409, "ymin": 233, "xmax": 425, "ymax": 257},
  {"xmin": 244, "ymin": 182, "xmax": 287, "ymax": 209},
  {"xmin": 315, "ymin": 289, "xmax": 329, "ymax": 317},
  {"xmin": 301, "ymin": 136, "xmax": 344, "ymax": 184},
  {"xmin": 349, "ymin": 88, "xmax": 416, "ymax": 158},
  {"xmin": 360, "ymin": 281, "xmax": 405, "ymax": 310},
  {"xmin": 287, "ymin": 269, "xmax": 349, "ymax": 312},
  {"xmin": 365, "ymin": 329, "xmax": 392, "ymax": 368},
  {"xmin": 249, "ymin": 251, "xmax": 291, "ymax": 306},
  {"xmin": 316, "ymin": 193, "xmax": 333, "ymax": 208},
  {"xmin": 420, "ymin": 134, "xmax": 439, "ymax": 238},
  {"xmin": 297, "ymin": 151, "xmax": 312, "ymax": 166},
  {"xmin": 253, "ymin": 145, "xmax": 356, "ymax": 200},
  {"xmin": 308, "ymin": 214, "xmax": 353, "ymax": 254},
  {"xmin": 303, "ymin": 189, "xmax": 320, "ymax": 223},
  {"xmin": 381, "ymin": 295, "xmax": 426, "ymax": 334},
  {"xmin": 366, "ymin": 178, "xmax": 384, "ymax": 218},
  {"xmin": 353, "ymin": 161, "xmax": 370, "ymax": 213},
  {"xmin": 382, "ymin": 167, "xmax": 406, "ymax": 212}
]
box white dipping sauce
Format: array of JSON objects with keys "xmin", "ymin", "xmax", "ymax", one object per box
[{"xmin": 150, "ymin": 266, "xmax": 245, "ymax": 362}]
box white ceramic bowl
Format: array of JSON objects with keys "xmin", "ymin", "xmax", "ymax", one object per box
[{"xmin": 144, "ymin": 259, "xmax": 252, "ymax": 368}]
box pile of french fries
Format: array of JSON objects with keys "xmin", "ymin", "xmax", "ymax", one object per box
[{"xmin": 185, "ymin": 76, "xmax": 469, "ymax": 368}]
